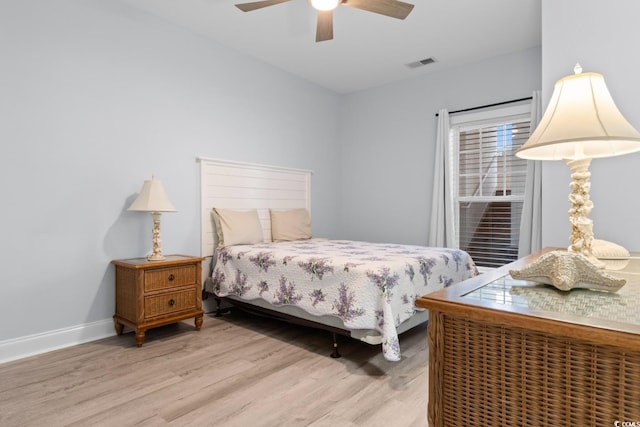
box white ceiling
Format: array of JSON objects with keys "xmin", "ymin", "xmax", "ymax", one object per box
[{"xmin": 121, "ymin": 0, "xmax": 542, "ymax": 94}]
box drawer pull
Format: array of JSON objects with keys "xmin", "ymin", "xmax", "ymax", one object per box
[
  {"xmin": 168, "ymin": 299, "xmax": 175, "ymax": 306},
  {"xmin": 168, "ymin": 274, "xmax": 175, "ymax": 281}
]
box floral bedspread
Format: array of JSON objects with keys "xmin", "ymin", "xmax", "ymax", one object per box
[{"xmin": 211, "ymin": 239, "xmax": 477, "ymax": 361}]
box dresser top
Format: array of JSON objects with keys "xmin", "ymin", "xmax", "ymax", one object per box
[
  {"xmin": 417, "ymin": 248, "xmax": 640, "ymax": 338},
  {"xmin": 463, "ymin": 272, "xmax": 640, "ymax": 327}
]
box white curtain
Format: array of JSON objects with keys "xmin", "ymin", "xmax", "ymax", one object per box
[
  {"xmin": 428, "ymin": 109, "xmax": 455, "ymax": 247},
  {"xmin": 518, "ymin": 91, "xmax": 543, "ymax": 257}
]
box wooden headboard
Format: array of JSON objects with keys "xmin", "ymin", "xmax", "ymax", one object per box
[{"xmin": 198, "ymin": 157, "xmax": 313, "ymax": 283}]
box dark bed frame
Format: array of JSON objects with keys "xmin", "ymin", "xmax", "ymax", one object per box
[{"xmin": 204, "ymin": 290, "xmax": 347, "ymax": 358}]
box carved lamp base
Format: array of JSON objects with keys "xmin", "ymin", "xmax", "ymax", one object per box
[{"xmin": 147, "ymin": 211, "xmax": 166, "ymax": 261}]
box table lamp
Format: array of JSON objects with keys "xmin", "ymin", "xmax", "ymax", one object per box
[
  {"xmin": 511, "ymin": 64, "xmax": 640, "ymax": 291},
  {"xmin": 128, "ymin": 176, "xmax": 177, "ymax": 261}
]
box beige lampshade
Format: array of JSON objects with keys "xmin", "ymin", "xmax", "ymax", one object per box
[
  {"xmin": 128, "ymin": 176, "xmax": 177, "ymax": 212},
  {"xmin": 516, "ymin": 65, "xmax": 640, "ymax": 160}
]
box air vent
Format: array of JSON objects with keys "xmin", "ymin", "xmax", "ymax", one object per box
[{"xmin": 406, "ymin": 57, "xmax": 436, "ymax": 69}]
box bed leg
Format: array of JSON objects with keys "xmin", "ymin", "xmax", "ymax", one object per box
[
  {"xmin": 330, "ymin": 332, "xmax": 341, "ymax": 358},
  {"xmin": 214, "ymin": 297, "xmax": 231, "ymax": 317},
  {"xmin": 214, "ymin": 298, "xmax": 223, "ymax": 317}
]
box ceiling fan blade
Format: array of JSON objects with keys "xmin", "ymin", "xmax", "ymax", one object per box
[
  {"xmin": 342, "ymin": 0, "xmax": 414, "ymax": 20},
  {"xmin": 235, "ymin": 0, "xmax": 292, "ymax": 12},
  {"xmin": 316, "ymin": 10, "xmax": 334, "ymax": 42}
]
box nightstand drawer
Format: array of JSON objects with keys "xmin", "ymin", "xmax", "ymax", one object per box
[
  {"xmin": 144, "ymin": 289, "xmax": 196, "ymax": 318},
  {"xmin": 144, "ymin": 265, "xmax": 196, "ymax": 292}
]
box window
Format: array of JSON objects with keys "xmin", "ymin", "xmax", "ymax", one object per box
[{"xmin": 450, "ymin": 104, "xmax": 531, "ymax": 268}]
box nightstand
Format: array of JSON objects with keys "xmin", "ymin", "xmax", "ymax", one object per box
[{"xmin": 112, "ymin": 255, "xmax": 204, "ymax": 346}]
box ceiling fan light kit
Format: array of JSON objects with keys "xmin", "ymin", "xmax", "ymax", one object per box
[
  {"xmin": 310, "ymin": 0, "xmax": 341, "ymax": 11},
  {"xmin": 235, "ymin": 0, "xmax": 415, "ymax": 42}
]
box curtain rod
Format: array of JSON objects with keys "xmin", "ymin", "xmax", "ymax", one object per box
[{"xmin": 435, "ymin": 96, "xmax": 533, "ymax": 117}]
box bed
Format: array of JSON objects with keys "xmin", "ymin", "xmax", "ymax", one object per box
[{"xmin": 199, "ymin": 158, "xmax": 477, "ymax": 361}]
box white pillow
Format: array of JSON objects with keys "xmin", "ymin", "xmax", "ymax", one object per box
[
  {"xmin": 270, "ymin": 208, "xmax": 312, "ymax": 242},
  {"xmin": 213, "ymin": 208, "xmax": 264, "ymax": 246}
]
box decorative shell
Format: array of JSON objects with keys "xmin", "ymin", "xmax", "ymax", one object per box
[{"xmin": 510, "ymin": 250, "xmax": 626, "ymax": 292}]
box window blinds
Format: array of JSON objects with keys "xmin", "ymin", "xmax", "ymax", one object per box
[{"xmin": 454, "ymin": 117, "xmax": 531, "ymax": 268}]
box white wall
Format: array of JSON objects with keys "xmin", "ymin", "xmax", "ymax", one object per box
[
  {"xmin": 0, "ymin": 0, "xmax": 341, "ymax": 360},
  {"xmin": 0, "ymin": 0, "xmax": 545, "ymax": 363},
  {"xmin": 540, "ymin": 0, "xmax": 640, "ymax": 250},
  {"xmin": 338, "ymin": 47, "xmax": 542, "ymax": 245}
]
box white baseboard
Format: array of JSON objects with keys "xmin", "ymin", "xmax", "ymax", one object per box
[{"xmin": 0, "ymin": 319, "xmax": 116, "ymax": 365}]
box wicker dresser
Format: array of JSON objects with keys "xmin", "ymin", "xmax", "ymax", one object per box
[
  {"xmin": 112, "ymin": 255, "xmax": 204, "ymax": 346},
  {"xmin": 416, "ymin": 248, "xmax": 640, "ymax": 427}
]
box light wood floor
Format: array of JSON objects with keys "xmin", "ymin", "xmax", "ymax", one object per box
[{"xmin": 0, "ymin": 310, "xmax": 430, "ymax": 426}]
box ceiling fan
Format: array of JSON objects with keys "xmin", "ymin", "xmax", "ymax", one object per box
[{"xmin": 234, "ymin": 0, "xmax": 415, "ymax": 42}]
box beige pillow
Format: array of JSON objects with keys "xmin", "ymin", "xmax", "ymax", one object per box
[
  {"xmin": 270, "ymin": 208, "xmax": 312, "ymax": 242},
  {"xmin": 211, "ymin": 209, "xmax": 225, "ymax": 246},
  {"xmin": 213, "ymin": 208, "xmax": 264, "ymax": 246}
]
